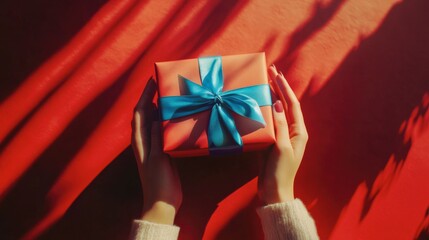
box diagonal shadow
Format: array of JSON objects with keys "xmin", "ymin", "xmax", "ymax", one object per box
[
  {"xmin": 276, "ymin": 0, "xmax": 345, "ymax": 68},
  {"xmin": 415, "ymin": 207, "xmax": 429, "ymax": 240},
  {"xmin": 214, "ymin": 0, "xmax": 429, "ymax": 238},
  {"xmin": 359, "ymin": 93, "xmax": 429, "ymax": 222},
  {"xmin": 178, "ymin": 0, "xmax": 250, "ymax": 57},
  {"xmin": 39, "ymin": 147, "xmax": 143, "ymax": 240},
  {"xmin": 0, "ymin": 1, "xmax": 252, "ymax": 239},
  {"xmin": 0, "ymin": 64, "xmax": 132, "ymax": 240},
  {"xmin": 0, "ymin": 0, "xmax": 188, "ymax": 203},
  {"xmin": 0, "ymin": 0, "xmax": 109, "ymax": 102},
  {"xmin": 287, "ymin": 0, "xmax": 429, "ymax": 237},
  {"xmin": 0, "ymin": 1, "xmax": 140, "ymax": 146},
  {"xmin": 6, "ymin": 0, "xmax": 429, "ymax": 239}
]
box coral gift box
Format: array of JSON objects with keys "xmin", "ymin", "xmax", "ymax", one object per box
[{"xmin": 155, "ymin": 52, "xmax": 275, "ymax": 157}]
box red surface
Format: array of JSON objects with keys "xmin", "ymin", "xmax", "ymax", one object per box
[{"xmin": 0, "ymin": 0, "xmax": 428, "ymax": 239}]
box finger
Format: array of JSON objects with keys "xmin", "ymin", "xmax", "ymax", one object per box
[
  {"xmin": 269, "ymin": 66, "xmax": 289, "ymax": 113},
  {"xmin": 272, "ymin": 100, "xmax": 292, "ymax": 150},
  {"xmin": 268, "ymin": 64, "xmax": 278, "ymax": 81},
  {"xmin": 275, "ymin": 73, "xmax": 308, "ymax": 160},
  {"xmin": 267, "ymin": 66, "xmax": 279, "ymax": 102},
  {"xmin": 135, "ymin": 77, "xmax": 157, "ymax": 113},
  {"xmin": 149, "ymin": 121, "xmax": 165, "ymax": 157},
  {"xmin": 275, "ymin": 72, "xmax": 306, "ymax": 133},
  {"xmin": 131, "ymin": 111, "xmax": 147, "ymax": 162},
  {"xmin": 133, "ymin": 77, "xmax": 157, "ymax": 133},
  {"xmin": 132, "ymin": 77, "xmax": 157, "ymax": 162}
]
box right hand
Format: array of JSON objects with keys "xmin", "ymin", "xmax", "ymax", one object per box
[{"xmin": 257, "ymin": 65, "xmax": 309, "ymax": 204}]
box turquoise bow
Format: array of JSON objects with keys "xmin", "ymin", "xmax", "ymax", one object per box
[{"xmin": 159, "ymin": 56, "xmax": 272, "ymax": 154}]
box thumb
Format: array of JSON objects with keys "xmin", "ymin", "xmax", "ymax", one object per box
[
  {"xmin": 272, "ymin": 100, "xmax": 291, "ymax": 148},
  {"xmin": 150, "ymin": 121, "xmax": 165, "ymax": 156}
]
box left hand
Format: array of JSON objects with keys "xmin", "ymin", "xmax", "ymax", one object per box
[{"xmin": 131, "ymin": 78, "xmax": 182, "ymax": 225}]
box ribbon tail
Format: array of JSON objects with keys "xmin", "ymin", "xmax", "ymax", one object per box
[{"xmin": 208, "ymin": 105, "xmax": 242, "ymax": 149}]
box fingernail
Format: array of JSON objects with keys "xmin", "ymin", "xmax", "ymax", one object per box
[
  {"xmin": 275, "ymin": 73, "xmax": 282, "ymax": 84},
  {"xmin": 271, "ymin": 64, "xmax": 277, "ymax": 71},
  {"xmin": 274, "ymin": 100, "xmax": 284, "ymax": 112}
]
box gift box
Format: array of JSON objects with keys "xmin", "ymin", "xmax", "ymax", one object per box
[{"xmin": 155, "ymin": 52, "xmax": 275, "ymax": 157}]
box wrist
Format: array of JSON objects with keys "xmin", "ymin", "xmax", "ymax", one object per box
[
  {"xmin": 276, "ymin": 185, "xmax": 295, "ymax": 202},
  {"xmin": 265, "ymin": 189, "xmax": 294, "ymax": 204},
  {"xmin": 260, "ymin": 181, "xmax": 295, "ymax": 204},
  {"xmin": 141, "ymin": 201, "xmax": 177, "ymax": 225}
]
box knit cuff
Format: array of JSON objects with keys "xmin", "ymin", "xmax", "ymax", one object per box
[
  {"xmin": 129, "ymin": 220, "xmax": 180, "ymax": 240},
  {"xmin": 256, "ymin": 199, "xmax": 319, "ymax": 240}
]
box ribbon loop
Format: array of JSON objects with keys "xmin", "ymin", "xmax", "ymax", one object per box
[{"xmin": 199, "ymin": 56, "xmax": 224, "ymax": 94}]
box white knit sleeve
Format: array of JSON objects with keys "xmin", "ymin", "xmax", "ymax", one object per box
[
  {"xmin": 129, "ymin": 220, "xmax": 180, "ymax": 240},
  {"xmin": 256, "ymin": 199, "xmax": 319, "ymax": 240}
]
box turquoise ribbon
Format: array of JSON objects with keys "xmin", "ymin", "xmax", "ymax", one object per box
[{"xmin": 159, "ymin": 56, "xmax": 272, "ymax": 154}]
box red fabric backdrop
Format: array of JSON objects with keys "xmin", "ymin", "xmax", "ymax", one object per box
[{"xmin": 1, "ymin": 0, "xmax": 428, "ymax": 239}]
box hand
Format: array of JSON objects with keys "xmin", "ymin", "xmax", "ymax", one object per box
[
  {"xmin": 258, "ymin": 65, "xmax": 309, "ymax": 204},
  {"xmin": 131, "ymin": 78, "xmax": 182, "ymax": 225}
]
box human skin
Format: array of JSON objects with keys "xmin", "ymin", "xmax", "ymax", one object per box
[
  {"xmin": 257, "ymin": 65, "xmax": 308, "ymax": 204},
  {"xmin": 131, "ymin": 65, "xmax": 308, "ymax": 224},
  {"xmin": 131, "ymin": 79, "xmax": 182, "ymax": 225}
]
